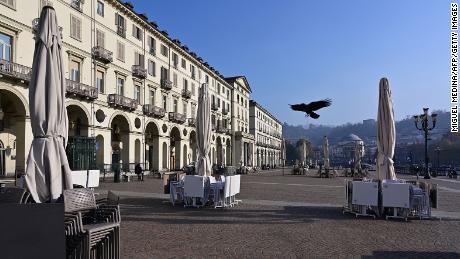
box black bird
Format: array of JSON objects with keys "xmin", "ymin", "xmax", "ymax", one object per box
[{"xmin": 290, "ymin": 99, "xmax": 332, "ymax": 119}]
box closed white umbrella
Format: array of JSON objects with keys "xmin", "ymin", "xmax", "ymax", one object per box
[
  {"xmin": 196, "ymin": 83, "xmax": 212, "ymax": 177},
  {"xmin": 323, "ymin": 136, "xmax": 330, "ymax": 170},
  {"xmin": 377, "ymin": 78, "xmax": 396, "ymax": 180},
  {"xmin": 25, "ymin": 6, "xmax": 73, "ymax": 203}
]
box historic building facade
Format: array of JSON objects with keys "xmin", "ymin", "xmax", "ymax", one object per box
[
  {"xmin": 249, "ymin": 100, "xmax": 283, "ymax": 167},
  {"xmin": 0, "ymin": 0, "xmax": 241, "ymax": 176},
  {"xmin": 225, "ymin": 76, "xmax": 254, "ymax": 167}
]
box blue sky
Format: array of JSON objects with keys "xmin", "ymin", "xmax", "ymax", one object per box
[{"xmin": 130, "ymin": 0, "xmax": 450, "ymax": 126}]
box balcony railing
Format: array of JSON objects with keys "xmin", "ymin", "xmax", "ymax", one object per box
[
  {"xmin": 117, "ymin": 25, "xmax": 126, "ymax": 38},
  {"xmin": 108, "ymin": 94, "xmax": 138, "ymax": 111},
  {"xmin": 66, "ymin": 79, "xmax": 98, "ymax": 100},
  {"xmin": 0, "ymin": 60, "xmax": 32, "ymax": 84},
  {"xmin": 235, "ymin": 131, "xmax": 255, "ymax": 140},
  {"xmin": 132, "ymin": 65, "xmax": 147, "ymax": 79},
  {"xmin": 216, "ymin": 125, "xmax": 230, "ymax": 134},
  {"xmin": 143, "ymin": 104, "xmax": 165, "ymax": 118},
  {"xmin": 70, "ymin": 0, "xmax": 83, "ymax": 12},
  {"xmin": 161, "ymin": 79, "xmax": 173, "ymax": 90},
  {"xmin": 188, "ymin": 118, "xmax": 196, "ymax": 127},
  {"xmin": 92, "ymin": 46, "xmax": 113, "ymax": 63},
  {"xmin": 181, "ymin": 89, "xmax": 191, "ymax": 99},
  {"xmin": 211, "ymin": 103, "xmax": 219, "ymax": 111},
  {"xmin": 169, "ymin": 112, "xmax": 186, "ymax": 124}
]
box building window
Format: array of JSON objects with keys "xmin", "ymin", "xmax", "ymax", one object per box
[
  {"xmin": 181, "ymin": 58, "xmax": 186, "ymax": 69},
  {"xmin": 161, "ymin": 44, "xmax": 168, "ymax": 57},
  {"xmin": 148, "ymin": 36, "xmax": 155, "ymax": 55},
  {"xmin": 0, "ymin": 0, "xmax": 15, "ymax": 9},
  {"xmin": 134, "ymin": 52, "xmax": 144, "ymax": 67},
  {"xmin": 173, "ymin": 99, "xmax": 178, "ymax": 113},
  {"xmin": 117, "ymin": 77, "xmax": 125, "ymax": 96},
  {"xmin": 96, "ymin": 29, "xmax": 104, "ymax": 47},
  {"xmin": 70, "ymin": 15, "xmax": 82, "ymax": 41},
  {"xmin": 115, "ymin": 13, "xmax": 126, "ymax": 37},
  {"xmin": 183, "ymin": 78, "xmax": 188, "ymax": 91},
  {"xmin": 149, "ymin": 89, "xmax": 155, "ymax": 105},
  {"xmin": 172, "ymin": 52, "xmax": 178, "ymax": 68},
  {"xmin": 162, "ymin": 95, "xmax": 167, "ymax": 110},
  {"xmin": 205, "ymin": 75, "xmax": 209, "ymax": 83},
  {"xmin": 96, "ymin": 69, "xmax": 104, "ymax": 93},
  {"xmin": 0, "ymin": 32, "xmax": 12, "ymax": 61},
  {"xmin": 148, "ymin": 60, "xmax": 155, "ymax": 76},
  {"xmin": 117, "ymin": 41, "xmax": 125, "ymax": 61},
  {"xmin": 160, "ymin": 67, "xmax": 168, "ymax": 80},
  {"xmin": 96, "ymin": 1, "xmax": 104, "ymax": 16},
  {"xmin": 190, "ymin": 65, "xmax": 195, "ymax": 79},
  {"xmin": 183, "ymin": 103, "xmax": 187, "ymax": 116},
  {"xmin": 69, "ymin": 60, "xmax": 80, "ymax": 82},
  {"xmin": 173, "ymin": 73, "xmax": 178, "ymax": 87},
  {"xmin": 134, "ymin": 85, "xmax": 141, "ymax": 102},
  {"xmin": 191, "ymin": 83, "xmax": 196, "ymax": 96},
  {"xmin": 132, "ymin": 24, "xmax": 143, "ymax": 41},
  {"xmin": 217, "ymin": 84, "xmax": 220, "ymax": 94},
  {"xmin": 191, "ymin": 105, "xmax": 196, "ymax": 119}
]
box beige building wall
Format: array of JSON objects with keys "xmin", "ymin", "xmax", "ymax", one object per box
[
  {"xmin": 0, "ymin": 0, "xmax": 236, "ymax": 176},
  {"xmin": 249, "ymin": 100, "xmax": 283, "ymax": 167}
]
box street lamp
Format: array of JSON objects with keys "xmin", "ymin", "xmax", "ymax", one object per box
[{"xmin": 413, "ymin": 108, "xmax": 437, "ymax": 179}]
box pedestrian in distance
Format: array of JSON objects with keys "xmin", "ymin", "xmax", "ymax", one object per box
[{"xmin": 135, "ymin": 163, "xmax": 144, "ymax": 181}]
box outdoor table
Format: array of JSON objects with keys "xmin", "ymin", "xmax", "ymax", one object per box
[{"xmin": 170, "ymin": 176, "xmax": 225, "ymax": 206}]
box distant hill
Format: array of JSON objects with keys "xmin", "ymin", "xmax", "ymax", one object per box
[{"xmin": 283, "ymin": 110, "xmax": 451, "ymax": 146}]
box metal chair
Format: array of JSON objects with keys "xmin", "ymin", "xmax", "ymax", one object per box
[
  {"xmin": 0, "ymin": 186, "xmax": 28, "ymax": 204},
  {"xmin": 64, "ymin": 188, "xmax": 120, "ymax": 259}
]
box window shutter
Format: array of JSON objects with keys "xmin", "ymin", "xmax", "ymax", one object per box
[{"xmin": 115, "ymin": 13, "xmax": 118, "ymax": 25}]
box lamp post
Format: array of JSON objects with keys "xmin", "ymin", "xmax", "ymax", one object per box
[
  {"xmin": 413, "ymin": 108, "xmax": 437, "ymax": 179},
  {"xmin": 435, "ymin": 147, "xmax": 441, "ymax": 174}
]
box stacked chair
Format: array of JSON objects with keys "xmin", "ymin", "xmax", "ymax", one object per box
[
  {"xmin": 64, "ymin": 189, "xmax": 120, "ymax": 259},
  {"xmin": 0, "ymin": 186, "xmax": 32, "ymax": 204}
]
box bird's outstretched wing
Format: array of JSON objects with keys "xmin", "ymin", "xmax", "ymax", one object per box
[
  {"xmin": 306, "ymin": 99, "xmax": 332, "ymax": 111},
  {"xmin": 289, "ymin": 103, "xmax": 309, "ymax": 112},
  {"xmin": 289, "ymin": 99, "xmax": 332, "ymax": 119}
]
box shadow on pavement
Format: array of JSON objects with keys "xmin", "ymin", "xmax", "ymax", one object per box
[
  {"xmin": 118, "ymin": 196, "xmax": 362, "ymax": 225},
  {"xmin": 362, "ymin": 251, "xmax": 460, "ymax": 259}
]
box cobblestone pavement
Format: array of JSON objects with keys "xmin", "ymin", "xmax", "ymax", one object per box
[{"xmin": 97, "ymin": 169, "xmax": 460, "ymax": 258}]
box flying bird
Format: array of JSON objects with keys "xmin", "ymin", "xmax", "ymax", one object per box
[{"xmin": 290, "ymin": 99, "xmax": 332, "ymax": 119}]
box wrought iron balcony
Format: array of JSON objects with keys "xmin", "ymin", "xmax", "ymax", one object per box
[
  {"xmin": 70, "ymin": 0, "xmax": 83, "ymax": 12},
  {"xmin": 0, "ymin": 60, "xmax": 32, "ymax": 84},
  {"xmin": 92, "ymin": 46, "xmax": 113, "ymax": 63},
  {"xmin": 161, "ymin": 79, "xmax": 173, "ymax": 90},
  {"xmin": 132, "ymin": 65, "xmax": 147, "ymax": 79},
  {"xmin": 143, "ymin": 104, "xmax": 165, "ymax": 118},
  {"xmin": 188, "ymin": 118, "xmax": 196, "ymax": 127},
  {"xmin": 117, "ymin": 25, "xmax": 126, "ymax": 38},
  {"xmin": 66, "ymin": 79, "xmax": 98, "ymax": 100},
  {"xmin": 181, "ymin": 89, "xmax": 191, "ymax": 99},
  {"xmin": 169, "ymin": 112, "xmax": 186, "ymax": 124},
  {"xmin": 235, "ymin": 131, "xmax": 255, "ymax": 140},
  {"xmin": 211, "ymin": 103, "xmax": 219, "ymax": 111},
  {"xmin": 108, "ymin": 94, "xmax": 138, "ymax": 111},
  {"xmin": 216, "ymin": 125, "xmax": 230, "ymax": 134}
]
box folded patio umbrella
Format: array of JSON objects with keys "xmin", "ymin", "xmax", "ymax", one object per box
[
  {"xmin": 323, "ymin": 136, "xmax": 330, "ymax": 170},
  {"xmin": 377, "ymin": 78, "xmax": 397, "ymax": 180},
  {"xmin": 25, "ymin": 6, "xmax": 73, "ymax": 202},
  {"xmin": 196, "ymin": 83, "xmax": 212, "ymax": 177}
]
